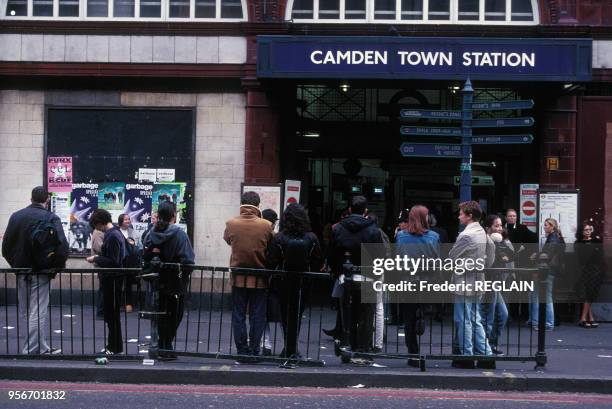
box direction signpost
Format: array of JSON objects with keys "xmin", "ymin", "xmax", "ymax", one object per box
[
  {"xmin": 400, "ymin": 126, "xmax": 462, "ymax": 136},
  {"xmin": 399, "ymin": 79, "xmax": 535, "ymax": 203},
  {"xmin": 468, "ymin": 135, "xmax": 533, "ymax": 144},
  {"xmin": 400, "ymin": 143, "xmax": 462, "ymax": 158}
]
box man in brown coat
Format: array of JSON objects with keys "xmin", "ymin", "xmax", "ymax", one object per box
[{"xmin": 224, "ymin": 191, "xmax": 273, "ymax": 356}]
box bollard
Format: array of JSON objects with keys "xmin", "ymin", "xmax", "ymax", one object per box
[{"xmin": 535, "ymin": 264, "xmax": 548, "ymax": 369}]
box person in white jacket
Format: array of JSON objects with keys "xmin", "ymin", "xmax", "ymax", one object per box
[{"xmin": 449, "ymin": 201, "xmax": 495, "ymax": 368}]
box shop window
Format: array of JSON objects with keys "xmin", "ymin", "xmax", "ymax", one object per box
[
  {"xmin": 169, "ymin": 0, "xmax": 190, "ymax": 17},
  {"xmin": 401, "ymin": 0, "xmax": 422, "ymax": 20},
  {"xmin": 458, "ymin": 0, "xmax": 479, "ymax": 21},
  {"xmin": 3, "ymin": 0, "xmax": 246, "ymax": 19},
  {"xmin": 59, "ymin": 0, "xmax": 79, "ymax": 16},
  {"xmin": 114, "ymin": 0, "xmax": 135, "ymax": 17},
  {"xmin": 288, "ymin": 0, "xmax": 537, "ymax": 23},
  {"xmin": 345, "ymin": 0, "xmax": 366, "ymax": 19},
  {"xmin": 87, "ymin": 0, "xmax": 108, "ymax": 16},
  {"xmin": 140, "ymin": 0, "xmax": 161, "ymax": 16},
  {"xmin": 46, "ymin": 108, "xmax": 194, "ymax": 256},
  {"xmin": 33, "ymin": 0, "xmax": 54, "ymax": 16},
  {"xmin": 428, "ymin": 0, "xmax": 449, "ymax": 20}
]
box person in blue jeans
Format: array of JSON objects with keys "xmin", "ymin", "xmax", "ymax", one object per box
[
  {"xmin": 449, "ymin": 201, "xmax": 495, "ymax": 369},
  {"xmin": 529, "ymin": 218, "xmax": 565, "ymax": 331},
  {"xmin": 481, "ymin": 215, "xmax": 512, "ymax": 355}
]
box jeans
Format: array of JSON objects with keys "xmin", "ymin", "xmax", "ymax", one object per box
[
  {"xmin": 374, "ymin": 291, "xmax": 384, "ymax": 349},
  {"xmin": 18, "ymin": 274, "xmax": 51, "ymax": 354},
  {"xmin": 231, "ymin": 286, "xmax": 267, "ymax": 355},
  {"xmin": 529, "ymin": 275, "xmax": 555, "ymax": 329},
  {"xmin": 479, "ymin": 291, "xmax": 508, "ymax": 348},
  {"xmin": 340, "ymin": 280, "xmax": 374, "ymax": 352},
  {"xmin": 454, "ymin": 295, "xmax": 492, "ymax": 356},
  {"xmin": 402, "ymin": 303, "xmax": 420, "ymax": 354}
]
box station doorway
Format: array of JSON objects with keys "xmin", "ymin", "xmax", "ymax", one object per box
[{"xmin": 278, "ymin": 83, "xmax": 542, "ymax": 242}]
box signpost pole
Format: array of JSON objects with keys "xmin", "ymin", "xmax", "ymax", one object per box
[{"xmin": 460, "ymin": 79, "xmax": 473, "ymax": 203}]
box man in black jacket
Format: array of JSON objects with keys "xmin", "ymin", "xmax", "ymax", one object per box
[
  {"xmin": 329, "ymin": 196, "xmax": 383, "ymax": 359},
  {"xmin": 143, "ymin": 202, "xmax": 195, "ymax": 360},
  {"xmin": 2, "ymin": 186, "xmax": 68, "ymax": 354},
  {"xmin": 86, "ymin": 209, "xmax": 126, "ymax": 354}
]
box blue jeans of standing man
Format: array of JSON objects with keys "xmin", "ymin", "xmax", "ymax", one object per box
[
  {"xmin": 454, "ymin": 295, "xmax": 492, "ymax": 356},
  {"xmin": 529, "ymin": 275, "xmax": 554, "ymax": 329},
  {"xmin": 231, "ymin": 286, "xmax": 267, "ymax": 355},
  {"xmin": 479, "ymin": 291, "xmax": 508, "ymax": 349}
]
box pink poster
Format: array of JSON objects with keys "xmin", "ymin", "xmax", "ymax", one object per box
[{"xmin": 47, "ymin": 156, "xmax": 73, "ymax": 192}]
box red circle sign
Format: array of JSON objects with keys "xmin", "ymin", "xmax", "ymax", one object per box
[{"xmin": 522, "ymin": 200, "xmax": 536, "ymax": 216}]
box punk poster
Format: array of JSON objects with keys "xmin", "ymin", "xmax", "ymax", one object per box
[
  {"xmin": 68, "ymin": 183, "xmax": 99, "ymax": 254},
  {"xmin": 47, "ymin": 156, "xmax": 73, "ymax": 193},
  {"xmin": 50, "ymin": 192, "xmax": 71, "ymax": 246},
  {"xmin": 98, "ymin": 182, "xmax": 126, "ymax": 222},
  {"xmin": 124, "ymin": 183, "xmax": 153, "ymax": 240}
]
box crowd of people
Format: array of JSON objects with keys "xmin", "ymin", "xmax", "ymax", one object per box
[{"xmin": 0, "ymin": 186, "xmax": 607, "ymax": 367}]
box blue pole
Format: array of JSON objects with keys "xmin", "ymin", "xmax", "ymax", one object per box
[{"xmin": 460, "ymin": 78, "xmax": 473, "ymax": 203}]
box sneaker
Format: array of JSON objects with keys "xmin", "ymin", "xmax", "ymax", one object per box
[
  {"xmin": 42, "ymin": 347, "xmax": 62, "ymax": 355},
  {"xmin": 371, "ymin": 346, "xmax": 383, "ymax": 354},
  {"xmin": 157, "ymin": 352, "xmax": 178, "ymax": 361},
  {"xmin": 100, "ymin": 348, "xmax": 115, "ymax": 355},
  {"xmin": 350, "ymin": 357, "xmax": 373, "ymax": 366},
  {"xmin": 262, "ymin": 347, "xmax": 272, "ymax": 356},
  {"xmin": 491, "ymin": 347, "xmax": 504, "ymax": 356},
  {"xmin": 589, "ymin": 321, "xmax": 600, "ymax": 328}
]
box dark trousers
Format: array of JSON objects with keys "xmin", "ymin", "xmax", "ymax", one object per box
[
  {"xmin": 402, "ymin": 303, "xmax": 420, "ymax": 354},
  {"xmin": 101, "ymin": 276, "xmax": 123, "ymax": 353},
  {"xmin": 231, "ymin": 286, "xmax": 267, "ymax": 355},
  {"xmin": 280, "ymin": 277, "xmax": 304, "ymax": 357},
  {"xmin": 158, "ymin": 291, "xmax": 185, "ymax": 350},
  {"xmin": 340, "ymin": 280, "xmax": 374, "ymax": 352}
]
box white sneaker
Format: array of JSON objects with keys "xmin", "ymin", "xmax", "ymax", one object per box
[
  {"xmin": 100, "ymin": 348, "xmax": 115, "ymax": 355},
  {"xmin": 42, "ymin": 347, "xmax": 62, "ymax": 355}
]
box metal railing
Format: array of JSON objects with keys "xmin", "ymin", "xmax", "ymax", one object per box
[{"xmin": 0, "ymin": 265, "xmax": 548, "ymax": 370}]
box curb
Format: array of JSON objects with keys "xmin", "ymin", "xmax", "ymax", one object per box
[{"xmin": 1, "ymin": 362, "xmax": 611, "ymax": 394}]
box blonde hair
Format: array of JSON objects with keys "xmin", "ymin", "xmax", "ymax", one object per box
[{"xmin": 544, "ymin": 218, "xmax": 563, "ymax": 238}]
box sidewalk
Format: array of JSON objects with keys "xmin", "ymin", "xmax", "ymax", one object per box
[{"xmin": 0, "ymin": 323, "xmax": 610, "ymax": 394}]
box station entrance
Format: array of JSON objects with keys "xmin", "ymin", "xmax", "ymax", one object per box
[{"xmin": 277, "ymin": 82, "xmax": 544, "ymax": 241}]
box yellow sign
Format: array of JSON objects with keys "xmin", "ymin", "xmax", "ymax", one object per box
[{"xmin": 546, "ymin": 157, "xmax": 559, "ymax": 171}]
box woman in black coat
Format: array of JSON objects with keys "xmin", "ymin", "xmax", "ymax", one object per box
[
  {"xmin": 575, "ymin": 221, "xmax": 606, "ymax": 328},
  {"xmin": 266, "ymin": 204, "xmax": 323, "ymax": 358}
]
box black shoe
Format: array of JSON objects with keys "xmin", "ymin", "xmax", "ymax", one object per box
[
  {"xmin": 491, "ymin": 347, "xmax": 504, "ymax": 356},
  {"xmin": 158, "ymin": 352, "xmax": 178, "ymax": 361},
  {"xmin": 371, "ymin": 346, "xmax": 383, "ymax": 353},
  {"xmin": 451, "ymin": 359, "xmax": 475, "ymax": 369},
  {"xmin": 262, "ymin": 347, "xmax": 272, "ymax": 356},
  {"xmin": 476, "ymin": 360, "xmax": 496, "ymax": 369},
  {"xmin": 322, "ymin": 328, "xmax": 340, "ymax": 339},
  {"xmin": 407, "ymin": 359, "xmax": 420, "ymax": 368}
]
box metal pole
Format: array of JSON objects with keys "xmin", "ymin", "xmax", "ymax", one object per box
[{"xmin": 460, "ymin": 78, "xmax": 473, "ymax": 203}]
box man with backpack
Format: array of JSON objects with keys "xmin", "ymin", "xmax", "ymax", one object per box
[{"xmin": 2, "ymin": 186, "xmax": 69, "ymax": 354}]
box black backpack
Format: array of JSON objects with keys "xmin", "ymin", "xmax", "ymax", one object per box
[
  {"xmin": 30, "ymin": 214, "xmax": 62, "ymax": 270},
  {"xmin": 123, "ymin": 237, "xmax": 142, "ymax": 268},
  {"xmin": 282, "ymin": 236, "xmax": 313, "ymax": 272}
]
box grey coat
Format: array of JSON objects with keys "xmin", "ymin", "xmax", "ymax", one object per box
[{"xmin": 449, "ymin": 222, "xmax": 495, "ymax": 296}]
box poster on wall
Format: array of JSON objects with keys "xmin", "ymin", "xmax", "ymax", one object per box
[
  {"xmin": 538, "ymin": 189, "xmax": 579, "ymax": 247},
  {"xmin": 47, "ymin": 156, "xmax": 73, "ymax": 192},
  {"xmin": 284, "ymin": 180, "xmax": 301, "ymax": 209},
  {"xmin": 241, "ymin": 183, "xmax": 282, "ymax": 231},
  {"xmin": 520, "ymin": 183, "xmax": 539, "ymax": 233},
  {"xmin": 68, "ymin": 183, "xmax": 99, "ymax": 254},
  {"xmin": 152, "ymin": 182, "xmax": 187, "ymax": 231},
  {"xmin": 98, "ymin": 182, "xmax": 126, "ymax": 222},
  {"xmin": 50, "ymin": 192, "xmax": 71, "ymax": 247},
  {"xmin": 125, "ymin": 183, "xmax": 154, "ymax": 240}
]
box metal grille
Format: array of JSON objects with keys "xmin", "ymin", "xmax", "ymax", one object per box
[{"xmin": 297, "ymin": 85, "xmax": 366, "ymax": 122}]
